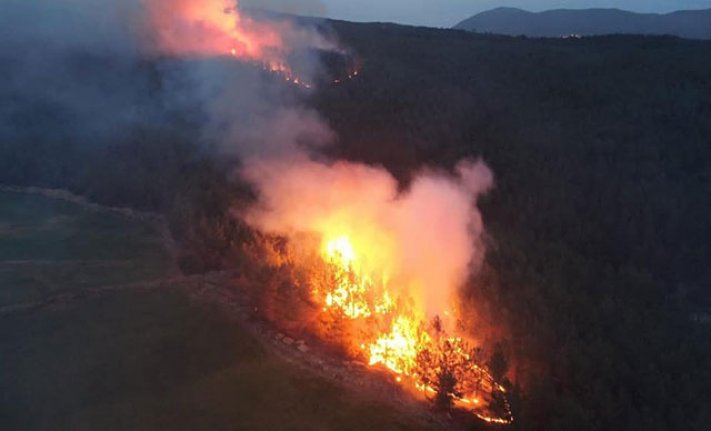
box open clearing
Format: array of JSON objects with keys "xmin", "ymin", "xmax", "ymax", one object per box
[
  {"xmin": 0, "ymin": 190, "xmax": 440, "ymax": 431},
  {"xmin": 0, "ymin": 190, "xmax": 174, "ymax": 307}
]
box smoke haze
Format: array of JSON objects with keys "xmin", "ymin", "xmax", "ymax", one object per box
[
  {"xmin": 241, "ymin": 157, "xmax": 493, "ymax": 319},
  {"xmin": 1, "ymin": 0, "xmax": 495, "ymax": 321},
  {"xmin": 0, "ymin": 0, "xmax": 337, "ymax": 159},
  {"xmin": 0, "ymin": 0, "xmax": 151, "ymax": 143}
]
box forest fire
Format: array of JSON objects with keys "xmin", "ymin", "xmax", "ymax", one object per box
[
  {"xmin": 149, "ymin": 0, "xmax": 291, "ymax": 64},
  {"xmin": 145, "ymin": 0, "xmax": 505, "ymax": 423},
  {"xmin": 312, "ymin": 234, "xmax": 513, "ymax": 424},
  {"xmin": 243, "ymin": 158, "xmax": 513, "ymax": 424},
  {"xmin": 146, "ymin": 0, "xmax": 355, "ymax": 88}
]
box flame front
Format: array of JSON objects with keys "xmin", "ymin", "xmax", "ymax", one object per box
[
  {"xmin": 145, "ymin": 0, "xmax": 360, "ymax": 88},
  {"xmin": 146, "ymin": 0, "xmax": 343, "ymax": 87},
  {"xmin": 311, "ymin": 235, "xmax": 512, "ymax": 424},
  {"xmin": 148, "ymin": 0, "xmax": 284, "ymax": 59},
  {"xmin": 243, "ymin": 135, "xmax": 502, "ymax": 422},
  {"xmin": 320, "ymin": 236, "xmax": 392, "ymax": 319},
  {"xmin": 317, "ymin": 235, "xmax": 424, "ymax": 372},
  {"xmin": 368, "ymin": 315, "xmax": 430, "ymax": 374}
]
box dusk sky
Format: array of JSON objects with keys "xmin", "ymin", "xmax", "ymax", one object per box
[{"xmin": 316, "ymin": 0, "xmax": 711, "ymax": 27}]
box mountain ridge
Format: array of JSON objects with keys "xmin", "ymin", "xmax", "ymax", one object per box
[{"xmin": 454, "ymin": 7, "xmax": 711, "ymax": 39}]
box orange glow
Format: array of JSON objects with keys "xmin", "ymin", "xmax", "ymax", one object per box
[
  {"xmin": 244, "ymin": 157, "xmax": 505, "ymax": 422},
  {"xmin": 145, "ymin": 0, "xmax": 338, "ymax": 87},
  {"xmin": 148, "ymin": 0, "xmax": 283, "ymax": 61},
  {"xmin": 310, "ymin": 234, "xmax": 513, "ymax": 424},
  {"xmin": 368, "ymin": 315, "xmax": 430, "ymax": 374}
]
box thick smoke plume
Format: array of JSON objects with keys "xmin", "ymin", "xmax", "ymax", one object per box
[
  {"xmin": 1, "ymin": 1, "xmax": 502, "ymax": 415},
  {"xmin": 242, "ymin": 157, "xmax": 493, "ymax": 320},
  {"xmin": 1, "ymin": 0, "xmax": 337, "ymax": 160},
  {"xmin": 1, "ymin": 0, "xmax": 495, "ymax": 324}
]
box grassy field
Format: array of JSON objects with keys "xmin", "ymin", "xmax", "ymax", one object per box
[
  {"xmin": 0, "ymin": 190, "xmax": 438, "ymax": 431},
  {"xmin": 0, "ymin": 190, "xmax": 173, "ymax": 306}
]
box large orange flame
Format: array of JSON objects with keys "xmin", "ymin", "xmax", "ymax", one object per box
[
  {"xmin": 313, "ymin": 234, "xmax": 513, "ymax": 424},
  {"xmin": 244, "ymin": 158, "xmax": 511, "ymax": 423},
  {"xmin": 148, "ymin": 0, "xmax": 284, "ymax": 60},
  {"xmin": 145, "ymin": 0, "xmax": 343, "ymax": 87}
]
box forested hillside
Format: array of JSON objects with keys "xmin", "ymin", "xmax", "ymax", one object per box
[
  {"xmin": 320, "ymin": 22, "xmax": 711, "ymax": 296},
  {"xmin": 319, "ymin": 22, "xmax": 711, "ymax": 431},
  {"xmin": 1, "ymin": 19, "xmax": 710, "ymax": 431}
]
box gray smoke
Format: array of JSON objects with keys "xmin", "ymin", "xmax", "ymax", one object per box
[
  {"xmin": 0, "ymin": 0, "xmax": 152, "ymax": 143},
  {"xmin": 0, "ymin": 0, "xmax": 337, "ymax": 159}
]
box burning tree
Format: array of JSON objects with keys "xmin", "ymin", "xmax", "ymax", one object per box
[
  {"xmin": 255, "ymin": 232, "xmax": 514, "ymax": 423},
  {"xmin": 413, "ymin": 318, "xmax": 489, "ymax": 412},
  {"xmin": 241, "ymin": 159, "xmax": 512, "ymax": 423}
]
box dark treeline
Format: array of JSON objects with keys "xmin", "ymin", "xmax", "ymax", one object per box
[
  {"xmin": 1, "ymin": 20, "xmax": 710, "ymax": 431},
  {"xmin": 317, "ymin": 22, "xmax": 711, "ymax": 431}
]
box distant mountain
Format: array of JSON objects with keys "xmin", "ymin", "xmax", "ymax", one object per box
[{"xmin": 454, "ymin": 7, "xmax": 711, "ymax": 39}]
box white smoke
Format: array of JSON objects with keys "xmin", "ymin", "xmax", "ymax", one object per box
[{"xmin": 241, "ymin": 157, "xmax": 494, "ymax": 319}]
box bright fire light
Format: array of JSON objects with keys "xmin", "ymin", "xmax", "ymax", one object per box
[
  {"xmin": 146, "ymin": 0, "xmax": 355, "ymax": 88},
  {"xmin": 312, "ymin": 234, "xmax": 513, "ymax": 424}
]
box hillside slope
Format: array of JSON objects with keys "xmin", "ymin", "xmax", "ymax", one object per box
[
  {"xmin": 319, "ymin": 21, "xmax": 711, "ymax": 430},
  {"xmin": 0, "ymin": 190, "xmax": 441, "ymax": 431},
  {"xmin": 2, "ymin": 15, "xmax": 711, "ymax": 431}
]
